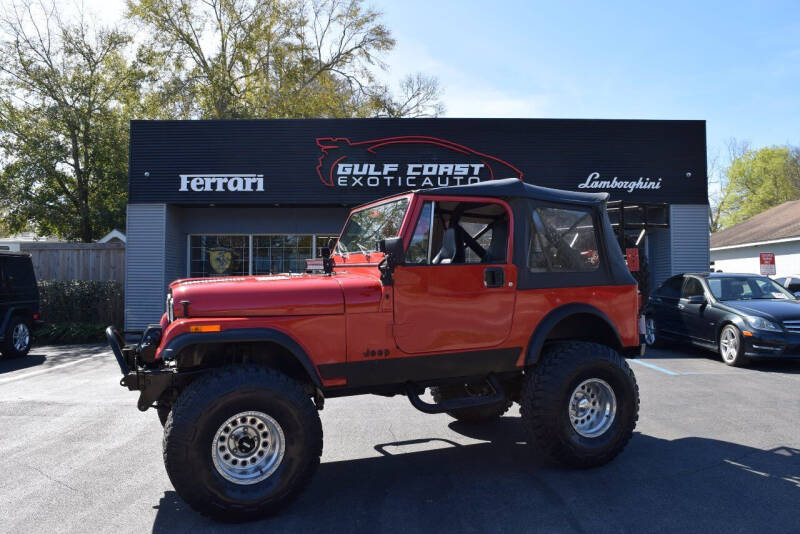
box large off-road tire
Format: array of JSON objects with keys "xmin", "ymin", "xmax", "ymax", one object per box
[
  {"xmin": 520, "ymin": 342, "xmax": 639, "ymax": 468},
  {"xmin": 156, "ymin": 402, "xmax": 171, "ymax": 427},
  {"xmin": 431, "ymin": 382, "xmax": 512, "ymax": 423},
  {"xmin": 1, "ymin": 316, "xmax": 32, "ymax": 359},
  {"xmin": 163, "ymin": 366, "xmax": 322, "ymax": 522},
  {"xmin": 719, "ymin": 324, "xmax": 750, "ymax": 367}
]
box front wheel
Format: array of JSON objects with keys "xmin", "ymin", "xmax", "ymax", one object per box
[
  {"xmin": 163, "ymin": 366, "xmax": 322, "ymax": 522},
  {"xmin": 719, "ymin": 324, "xmax": 749, "ymax": 367},
  {"xmin": 520, "ymin": 342, "xmax": 639, "ymax": 468},
  {"xmin": 643, "ymin": 316, "xmax": 664, "ymax": 349}
]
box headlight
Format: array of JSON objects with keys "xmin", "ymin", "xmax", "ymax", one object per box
[{"xmin": 744, "ymin": 316, "xmax": 782, "ymax": 332}]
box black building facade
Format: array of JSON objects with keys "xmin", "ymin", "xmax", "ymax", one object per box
[{"xmin": 126, "ymin": 118, "xmax": 708, "ymax": 330}]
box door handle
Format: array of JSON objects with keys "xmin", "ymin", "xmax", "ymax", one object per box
[
  {"xmin": 484, "ymin": 267, "xmax": 504, "ymax": 288},
  {"xmin": 678, "ymin": 304, "xmax": 685, "ymax": 310}
]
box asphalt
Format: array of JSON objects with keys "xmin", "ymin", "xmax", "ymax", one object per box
[{"xmin": 0, "ymin": 343, "xmax": 798, "ymax": 534}]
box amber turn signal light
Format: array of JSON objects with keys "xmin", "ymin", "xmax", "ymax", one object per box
[
  {"xmin": 190, "ymin": 325, "xmax": 221, "ymax": 333},
  {"xmin": 742, "ymin": 331, "xmax": 753, "ymax": 337}
]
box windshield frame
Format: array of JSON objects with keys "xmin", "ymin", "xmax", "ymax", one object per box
[
  {"xmin": 706, "ymin": 275, "xmax": 796, "ymax": 301},
  {"xmin": 335, "ymin": 195, "xmax": 413, "ymax": 257}
]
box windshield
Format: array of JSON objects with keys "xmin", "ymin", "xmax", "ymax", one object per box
[
  {"xmin": 336, "ymin": 198, "xmax": 409, "ymax": 255},
  {"xmin": 707, "ymin": 276, "xmax": 796, "ymax": 301}
]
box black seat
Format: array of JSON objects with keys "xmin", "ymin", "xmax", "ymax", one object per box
[
  {"xmin": 432, "ymin": 227, "xmax": 457, "ymax": 264},
  {"xmin": 483, "ymin": 219, "xmax": 508, "ymax": 263}
]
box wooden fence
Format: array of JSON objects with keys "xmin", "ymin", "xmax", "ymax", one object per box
[{"xmin": 20, "ymin": 242, "xmax": 126, "ymax": 282}]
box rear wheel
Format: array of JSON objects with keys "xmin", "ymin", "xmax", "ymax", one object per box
[
  {"xmin": 719, "ymin": 324, "xmax": 749, "ymax": 367},
  {"xmin": 1, "ymin": 316, "xmax": 32, "ymax": 359},
  {"xmin": 430, "ymin": 382, "xmax": 512, "ymax": 422},
  {"xmin": 520, "ymin": 342, "xmax": 639, "ymax": 468},
  {"xmin": 163, "ymin": 366, "xmax": 322, "ymax": 522}
]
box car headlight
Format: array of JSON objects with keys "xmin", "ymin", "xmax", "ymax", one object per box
[{"xmin": 744, "ymin": 316, "xmax": 782, "ymax": 332}]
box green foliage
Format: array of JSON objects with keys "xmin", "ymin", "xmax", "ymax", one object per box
[
  {"xmin": 38, "ymin": 280, "xmax": 124, "ymax": 328},
  {"xmin": 0, "ymin": 2, "xmax": 138, "ymax": 242},
  {"xmin": 717, "ymin": 146, "xmax": 800, "ymax": 228},
  {"xmin": 34, "ymin": 322, "xmax": 107, "ymax": 345}
]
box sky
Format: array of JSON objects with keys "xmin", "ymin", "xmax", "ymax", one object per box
[{"xmin": 74, "ymin": 0, "xmax": 800, "ymax": 162}]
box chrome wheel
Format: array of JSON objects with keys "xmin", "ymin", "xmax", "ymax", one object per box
[
  {"xmin": 12, "ymin": 323, "xmax": 30, "ymax": 352},
  {"xmin": 644, "ymin": 317, "xmax": 656, "ymax": 346},
  {"xmin": 719, "ymin": 326, "xmax": 739, "ymax": 363},
  {"xmin": 568, "ymin": 378, "xmax": 617, "ymax": 438},
  {"xmin": 211, "ymin": 411, "xmax": 285, "ymax": 485}
]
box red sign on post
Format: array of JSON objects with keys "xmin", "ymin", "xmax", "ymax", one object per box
[
  {"xmin": 760, "ymin": 252, "xmax": 776, "ymax": 275},
  {"xmin": 626, "ymin": 248, "xmax": 640, "ymax": 272}
]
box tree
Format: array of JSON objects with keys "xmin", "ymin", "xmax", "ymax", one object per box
[
  {"xmin": 126, "ymin": 0, "xmax": 443, "ymax": 119},
  {"xmin": 0, "ymin": 1, "xmax": 138, "ymax": 242},
  {"xmin": 716, "ymin": 144, "xmax": 800, "ymax": 229},
  {"xmin": 709, "ymin": 138, "xmax": 748, "ymax": 232}
]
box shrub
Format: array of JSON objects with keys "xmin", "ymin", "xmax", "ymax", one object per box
[{"xmin": 36, "ymin": 280, "xmax": 124, "ymax": 344}]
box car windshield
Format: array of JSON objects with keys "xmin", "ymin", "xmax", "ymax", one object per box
[
  {"xmin": 707, "ymin": 276, "xmax": 795, "ymax": 301},
  {"xmin": 336, "ymin": 198, "xmax": 409, "ymax": 254}
]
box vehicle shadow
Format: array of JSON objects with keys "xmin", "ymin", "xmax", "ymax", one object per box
[
  {"xmin": 0, "ymin": 343, "xmax": 109, "ymax": 375},
  {"xmin": 0, "ymin": 353, "xmax": 46, "ymax": 373},
  {"xmin": 644, "ymin": 344, "xmax": 800, "ymax": 374},
  {"xmin": 150, "ymin": 417, "xmax": 800, "ymax": 534}
]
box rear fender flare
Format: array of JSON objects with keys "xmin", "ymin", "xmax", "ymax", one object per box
[
  {"xmin": 161, "ymin": 328, "xmax": 322, "ymax": 387},
  {"xmin": 525, "ymin": 303, "xmax": 623, "ymax": 366}
]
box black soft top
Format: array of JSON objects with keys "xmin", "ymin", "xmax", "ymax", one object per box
[{"xmin": 422, "ymin": 178, "xmax": 609, "ymax": 206}]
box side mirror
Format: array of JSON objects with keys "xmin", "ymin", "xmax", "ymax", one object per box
[
  {"xmin": 686, "ymin": 295, "xmax": 706, "ymax": 305},
  {"xmin": 377, "ymin": 237, "xmax": 405, "ymax": 285}
]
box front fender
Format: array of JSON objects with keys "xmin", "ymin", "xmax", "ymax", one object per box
[{"xmin": 161, "ymin": 328, "xmax": 322, "ymax": 387}]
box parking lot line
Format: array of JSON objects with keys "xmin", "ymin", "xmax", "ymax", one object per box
[{"xmin": 627, "ymin": 358, "xmax": 680, "ymax": 376}]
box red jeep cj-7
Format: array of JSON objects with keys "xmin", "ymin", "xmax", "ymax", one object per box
[{"xmin": 107, "ymin": 178, "xmax": 641, "ymax": 522}]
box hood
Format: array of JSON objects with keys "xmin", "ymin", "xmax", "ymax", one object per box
[
  {"xmin": 721, "ymin": 298, "xmax": 800, "ymax": 322},
  {"xmin": 169, "ymin": 273, "xmax": 382, "ymax": 318}
]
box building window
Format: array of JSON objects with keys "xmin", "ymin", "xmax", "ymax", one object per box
[
  {"xmin": 189, "ymin": 235, "xmax": 250, "ymax": 277},
  {"xmin": 188, "ymin": 233, "xmax": 338, "ymax": 277},
  {"xmin": 253, "ymin": 235, "xmax": 313, "ymax": 274},
  {"xmin": 315, "ymin": 236, "xmax": 338, "ymax": 256}
]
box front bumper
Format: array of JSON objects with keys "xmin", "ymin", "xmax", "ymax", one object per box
[
  {"xmin": 106, "ymin": 326, "xmax": 189, "ymax": 411},
  {"xmin": 743, "ymin": 329, "xmax": 800, "ymax": 358}
]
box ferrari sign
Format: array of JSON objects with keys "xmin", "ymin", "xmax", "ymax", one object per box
[{"xmin": 759, "ymin": 252, "xmax": 775, "ymax": 276}]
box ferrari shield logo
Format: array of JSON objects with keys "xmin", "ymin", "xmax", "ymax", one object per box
[{"xmin": 208, "ymin": 248, "xmax": 233, "ymax": 274}]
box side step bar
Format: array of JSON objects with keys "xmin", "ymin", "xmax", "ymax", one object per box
[{"xmin": 406, "ymin": 375, "xmax": 505, "ymax": 414}]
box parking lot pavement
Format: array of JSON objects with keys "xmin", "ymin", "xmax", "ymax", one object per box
[{"xmin": 1, "ymin": 344, "xmax": 799, "ymax": 534}]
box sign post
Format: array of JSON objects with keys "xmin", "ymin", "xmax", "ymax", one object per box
[{"xmin": 759, "ymin": 252, "xmax": 775, "ymax": 276}]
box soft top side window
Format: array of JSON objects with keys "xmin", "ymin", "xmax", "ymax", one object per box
[
  {"xmin": 406, "ymin": 200, "xmax": 509, "ymax": 265},
  {"xmin": 528, "ymin": 204, "xmax": 599, "ymax": 273}
]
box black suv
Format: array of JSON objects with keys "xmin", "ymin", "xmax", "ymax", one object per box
[{"xmin": 0, "ymin": 252, "xmax": 39, "ymax": 359}]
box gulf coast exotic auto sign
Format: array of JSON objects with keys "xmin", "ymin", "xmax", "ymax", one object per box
[{"xmin": 128, "ymin": 118, "xmax": 708, "ymax": 205}]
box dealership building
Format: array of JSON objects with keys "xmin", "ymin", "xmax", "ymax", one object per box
[{"xmin": 125, "ymin": 118, "xmax": 709, "ymax": 331}]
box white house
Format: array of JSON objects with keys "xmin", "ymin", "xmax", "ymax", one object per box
[{"xmin": 710, "ymin": 199, "xmax": 800, "ymax": 276}]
